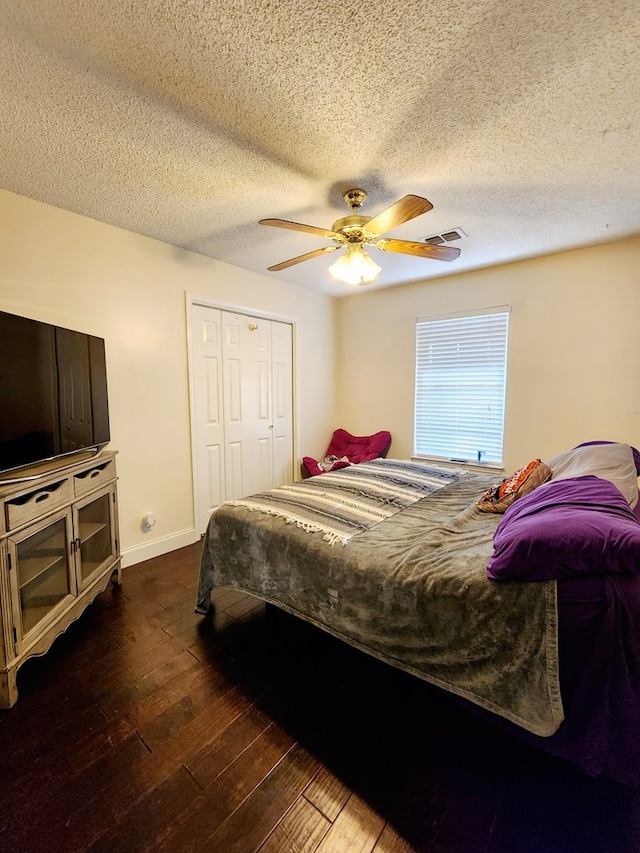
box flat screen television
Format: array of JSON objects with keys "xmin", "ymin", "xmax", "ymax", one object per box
[{"xmin": 0, "ymin": 311, "xmax": 110, "ymax": 478}]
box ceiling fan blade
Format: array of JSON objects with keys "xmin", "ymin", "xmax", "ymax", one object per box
[
  {"xmin": 267, "ymin": 246, "xmax": 339, "ymax": 272},
  {"xmin": 363, "ymin": 195, "xmax": 434, "ymax": 237},
  {"xmin": 259, "ymin": 218, "xmax": 340, "ymax": 240},
  {"xmin": 376, "ymin": 238, "xmax": 461, "ymax": 262}
]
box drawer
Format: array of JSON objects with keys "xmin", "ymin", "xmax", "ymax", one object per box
[
  {"xmin": 5, "ymin": 479, "xmax": 71, "ymax": 531},
  {"xmin": 73, "ymin": 459, "xmax": 116, "ymax": 497}
]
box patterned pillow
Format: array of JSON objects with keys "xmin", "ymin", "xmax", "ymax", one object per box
[{"xmin": 476, "ymin": 459, "xmax": 553, "ymax": 513}]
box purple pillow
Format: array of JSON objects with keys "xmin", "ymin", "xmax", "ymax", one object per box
[{"xmin": 487, "ymin": 476, "xmax": 640, "ymax": 581}]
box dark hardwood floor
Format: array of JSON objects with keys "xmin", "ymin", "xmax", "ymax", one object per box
[{"xmin": 1, "ymin": 542, "xmax": 639, "ymax": 852}]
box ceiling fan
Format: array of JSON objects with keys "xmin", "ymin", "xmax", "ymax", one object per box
[{"xmin": 259, "ymin": 188, "xmax": 461, "ymax": 286}]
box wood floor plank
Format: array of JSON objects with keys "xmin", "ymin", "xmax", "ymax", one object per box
[
  {"xmin": 11, "ymin": 631, "xmax": 191, "ymax": 732},
  {"xmin": 373, "ymin": 823, "xmax": 420, "ymax": 853},
  {"xmin": 160, "ymin": 603, "xmax": 213, "ymax": 638},
  {"xmin": 167, "ymin": 604, "xmax": 266, "ymax": 650},
  {"xmin": 222, "ymin": 594, "xmax": 265, "ymax": 620},
  {"xmin": 0, "ymin": 732, "xmax": 151, "ymax": 853},
  {"xmin": 155, "ymin": 590, "xmax": 202, "ymax": 626},
  {"xmin": 0, "ymin": 700, "xmax": 108, "ymax": 768},
  {"xmin": 89, "ymin": 715, "xmax": 241, "ymax": 850},
  {"xmin": 5, "ymin": 687, "xmax": 261, "ymax": 852},
  {"xmin": 304, "ymin": 766, "xmax": 353, "ymax": 823},
  {"xmin": 315, "ymin": 792, "xmax": 386, "ymax": 853},
  {"xmin": 159, "ymin": 722, "xmax": 298, "ymax": 853},
  {"xmin": 210, "ymin": 587, "xmax": 254, "ymax": 609},
  {"xmin": 186, "ymin": 705, "xmax": 273, "ymax": 790},
  {"xmin": 1, "ymin": 710, "xmax": 141, "ymax": 819},
  {"xmin": 188, "ymin": 743, "xmax": 322, "ymax": 853},
  {"xmin": 99, "ymin": 647, "xmax": 198, "ymax": 712},
  {"xmin": 87, "ymin": 766, "xmax": 203, "ymax": 853},
  {"xmin": 136, "ymin": 680, "xmax": 257, "ymax": 756},
  {"xmin": 99, "ymin": 647, "xmax": 238, "ymax": 724},
  {"xmin": 257, "ymin": 796, "xmax": 331, "ymax": 853}
]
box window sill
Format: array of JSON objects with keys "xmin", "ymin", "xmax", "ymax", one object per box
[{"xmin": 412, "ymin": 456, "xmax": 504, "ymax": 475}]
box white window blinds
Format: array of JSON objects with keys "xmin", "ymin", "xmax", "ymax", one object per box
[{"xmin": 414, "ymin": 309, "xmax": 509, "ymax": 464}]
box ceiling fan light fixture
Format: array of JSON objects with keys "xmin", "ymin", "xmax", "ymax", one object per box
[
  {"xmin": 260, "ymin": 189, "xmax": 457, "ymax": 280},
  {"xmin": 328, "ymin": 245, "xmax": 381, "ymax": 286}
]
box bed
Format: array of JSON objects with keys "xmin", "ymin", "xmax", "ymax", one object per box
[{"xmin": 196, "ymin": 442, "xmax": 640, "ymax": 785}]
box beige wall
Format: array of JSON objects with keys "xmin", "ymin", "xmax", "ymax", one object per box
[
  {"xmin": 0, "ymin": 189, "xmax": 338, "ymax": 565},
  {"xmin": 336, "ymin": 237, "xmax": 640, "ymax": 473}
]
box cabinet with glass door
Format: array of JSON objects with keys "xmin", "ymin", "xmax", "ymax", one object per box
[{"xmin": 0, "ymin": 452, "xmax": 120, "ymax": 707}]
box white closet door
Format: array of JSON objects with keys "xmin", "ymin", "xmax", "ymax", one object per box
[
  {"xmin": 271, "ymin": 321, "xmax": 293, "ymax": 486},
  {"xmin": 190, "ymin": 303, "xmax": 294, "ymax": 534},
  {"xmin": 191, "ymin": 305, "xmax": 225, "ymax": 535},
  {"xmin": 222, "ymin": 312, "xmax": 274, "ymax": 501}
]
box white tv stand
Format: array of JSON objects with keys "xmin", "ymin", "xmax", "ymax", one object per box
[{"xmin": 0, "ymin": 450, "xmax": 120, "ymax": 707}]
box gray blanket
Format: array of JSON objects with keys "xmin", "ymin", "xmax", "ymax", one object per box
[{"xmin": 196, "ymin": 464, "xmax": 563, "ymax": 736}]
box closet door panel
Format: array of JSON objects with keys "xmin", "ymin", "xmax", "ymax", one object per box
[
  {"xmin": 222, "ymin": 313, "xmax": 273, "ymax": 500},
  {"xmin": 226, "ymin": 440, "xmax": 244, "ymax": 502},
  {"xmin": 271, "ymin": 321, "xmax": 293, "ymax": 485},
  {"xmin": 225, "ymin": 358, "xmax": 242, "ymax": 424},
  {"xmin": 191, "ymin": 306, "xmax": 225, "ymax": 533},
  {"xmin": 206, "ymin": 444, "xmax": 223, "ymax": 512}
]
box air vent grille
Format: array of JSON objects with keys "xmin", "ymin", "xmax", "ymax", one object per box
[{"xmin": 423, "ymin": 227, "xmax": 467, "ymax": 245}]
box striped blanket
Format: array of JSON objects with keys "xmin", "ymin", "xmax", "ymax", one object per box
[{"xmin": 227, "ymin": 458, "xmax": 463, "ymax": 545}]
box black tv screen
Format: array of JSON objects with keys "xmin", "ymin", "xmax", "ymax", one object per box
[{"xmin": 0, "ymin": 311, "xmax": 110, "ymax": 476}]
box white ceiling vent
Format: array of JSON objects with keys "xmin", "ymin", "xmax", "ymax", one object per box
[{"xmin": 423, "ymin": 228, "xmax": 467, "ymax": 245}]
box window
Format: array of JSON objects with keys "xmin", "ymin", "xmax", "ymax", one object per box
[{"xmin": 414, "ymin": 308, "xmax": 509, "ymax": 465}]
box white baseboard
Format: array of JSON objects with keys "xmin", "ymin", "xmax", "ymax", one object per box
[{"xmin": 121, "ymin": 528, "xmax": 201, "ymax": 568}]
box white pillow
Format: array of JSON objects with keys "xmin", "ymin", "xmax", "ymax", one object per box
[{"xmin": 545, "ymin": 443, "xmax": 638, "ymax": 509}]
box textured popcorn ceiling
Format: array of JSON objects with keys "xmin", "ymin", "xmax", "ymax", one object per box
[{"xmin": 1, "ymin": 0, "xmax": 639, "ymax": 295}]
